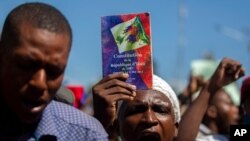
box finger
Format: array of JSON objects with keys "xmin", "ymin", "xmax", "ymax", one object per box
[
  {"xmin": 110, "ymin": 93, "xmax": 135, "ymax": 102},
  {"xmin": 100, "ymin": 72, "xmax": 129, "ymax": 83},
  {"xmin": 103, "ymin": 86, "xmax": 136, "ymax": 97},
  {"xmin": 97, "ymin": 92, "xmax": 135, "ymax": 108},
  {"xmin": 225, "ymin": 62, "xmax": 241, "ymax": 75},
  {"xmin": 235, "ymin": 67, "xmax": 245, "ymax": 79},
  {"xmin": 102, "ymin": 78, "xmax": 136, "ymax": 90},
  {"xmin": 93, "ymin": 73, "xmax": 128, "ymax": 92},
  {"xmin": 93, "ymin": 79, "xmax": 136, "ymax": 99},
  {"xmin": 217, "ymin": 59, "xmax": 228, "ymax": 75},
  {"xmin": 222, "ymin": 57, "xmax": 241, "ymax": 65}
]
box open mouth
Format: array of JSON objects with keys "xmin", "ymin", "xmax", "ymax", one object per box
[{"xmin": 137, "ymin": 132, "xmax": 161, "ymax": 141}]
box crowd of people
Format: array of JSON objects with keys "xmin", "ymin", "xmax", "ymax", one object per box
[{"xmin": 0, "ymin": 2, "xmax": 249, "ymax": 141}]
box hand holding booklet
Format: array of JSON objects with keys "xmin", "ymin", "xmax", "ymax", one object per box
[{"xmin": 101, "ymin": 12, "xmax": 153, "ymax": 89}]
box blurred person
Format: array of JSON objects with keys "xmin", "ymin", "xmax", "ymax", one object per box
[
  {"xmin": 196, "ymin": 88, "xmax": 240, "ymax": 141},
  {"xmin": 178, "ymin": 75, "xmax": 239, "ymax": 140},
  {"xmin": 80, "ymin": 92, "xmax": 94, "ymax": 116},
  {"xmin": 176, "ymin": 58, "xmax": 244, "ymax": 141},
  {"xmin": 240, "ymin": 76, "xmax": 250, "ymax": 124},
  {"xmin": 0, "ymin": 2, "xmax": 107, "ymax": 140},
  {"xmin": 66, "ymin": 85, "xmax": 84, "ymax": 108},
  {"xmin": 92, "ymin": 58, "xmax": 244, "ymax": 141},
  {"xmin": 178, "ymin": 75, "xmax": 206, "ymax": 115},
  {"xmin": 92, "ymin": 73, "xmax": 180, "ymax": 141},
  {"xmin": 54, "ymin": 86, "xmax": 75, "ymax": 106}
]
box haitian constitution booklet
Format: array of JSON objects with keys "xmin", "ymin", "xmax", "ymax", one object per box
[{"xmin": 101, "ymin": 12, "xmax": 153, "ymax": 89}]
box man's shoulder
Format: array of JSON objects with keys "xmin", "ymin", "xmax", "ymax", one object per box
[
  {"xmin": 46, "ymin": 101, "xmax": 104, "ymax": 129},
  {"xmin": 40, "ymin": 100, "xmax": 108, "ymax": 140}
]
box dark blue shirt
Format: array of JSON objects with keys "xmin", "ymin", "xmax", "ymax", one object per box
[{"xmin": 25, "ymin": 100, "xmax": 108, "ymax": 141}]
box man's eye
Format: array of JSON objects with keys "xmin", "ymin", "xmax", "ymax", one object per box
[
  {"xmin": 18, "ymin": 62, "xmax": 38, "ymax": 71},
  {"xmin": 15, "ymin": 57, "xmax": 39, "ymax": 70},
  {"xmin": 46, "ymin": 67, "xmax": 64, "ymax": 79},
  {"xmin": 20, "ymin": 64, "xmax": 32, "ymax": 69}
]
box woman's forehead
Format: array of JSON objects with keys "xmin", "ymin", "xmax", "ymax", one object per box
[
  {"xmin": 128, "ymin": 89, "xmax": 171, "ymax": 105},
  {"xmin": 118, "ymin": 89, "xmax": 174, "ymax": 119}
]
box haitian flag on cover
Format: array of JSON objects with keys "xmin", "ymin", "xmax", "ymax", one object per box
[{"xmin": 101, "ymin": 12, "xmax": 153, "ymax": 89}]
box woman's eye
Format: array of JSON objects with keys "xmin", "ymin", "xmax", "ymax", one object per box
[
  {"xmin": 153, "ymin": 105, "xmax": 170, "ymax": 115},
  {"xmin": 124, "ymin": 105, "xmax": 147, "ymax": 117}
]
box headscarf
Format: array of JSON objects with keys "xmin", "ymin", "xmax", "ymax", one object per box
[
  {"xmin": 117, "ymin": 74, "xmax": 181, "ymax": 123},
  {"xmin": 153, "ymin": 74, "xmax": 181, "ymax": 123}
]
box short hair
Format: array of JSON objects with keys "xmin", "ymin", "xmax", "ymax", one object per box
[{"xmin": 1, "ymin": 2, "xmax": 72, "ymax": 47}]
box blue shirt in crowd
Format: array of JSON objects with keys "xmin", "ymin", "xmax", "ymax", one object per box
[{"xmin": 24, "ymin": 100, "xmax": 108, "ymax": 141}]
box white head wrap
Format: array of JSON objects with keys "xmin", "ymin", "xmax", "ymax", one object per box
[
  {"xmin": 153, "ymin": 75, "xmax": 181, "ymax": 123},
  {"xmin": 117, "ymin": 74, "xmax": 181, "ymax": 123}
]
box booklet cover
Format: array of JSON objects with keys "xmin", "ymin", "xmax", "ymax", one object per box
[{"xmin": 101, "ymin": 12, "xmax": 153, "ymax": 89}]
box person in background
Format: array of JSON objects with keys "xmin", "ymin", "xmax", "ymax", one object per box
[
  {"xmin": 240, "ymin": 76, "xmax": 250, "ymax": 124},
  {"xmin": 196, "ymin": 88, "xmax": 240, "ymax": 141},
  {"xmin": 0, "ymin": 2, "xmax": 107, "ymax": 140},
  {"xmin": 54, "ymin": 86, "xmax": 75, "ymax": 106},
  {"xmin": 178, "ymin": 75, "xmax": 206, "ymax": 115},
  {"xmin": 176, "ymin": 58, "xmax": 244, "ymax": 141},
  {"xmin": 178, "ymin": 74, "xmax": 239, "ymax": 140},
  {"xmin": 92, "ymin": 73, "xmax": 180, "ymax": 141}
]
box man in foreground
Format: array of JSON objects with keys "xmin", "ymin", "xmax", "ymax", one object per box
[{"xmin": 0, "ymin": 2, "xmax": 107, "ymax": 140}]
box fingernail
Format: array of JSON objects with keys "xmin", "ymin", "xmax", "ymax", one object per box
[
  {"xmin": 132, "ymin": 91, "xmax": 136, "ymax": 97},
  {"xmin": 123, "ymin": 73, "xmax": 129, "ymax": 77},
  {"xmin": 131, "ymin": 85, "xmax": 136, "ymax": 90},
  {"xmin": 130, "ymin": 96, "xmax": 134, "ymax": 100}
]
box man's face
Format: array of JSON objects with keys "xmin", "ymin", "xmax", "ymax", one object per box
[
  {"xmin": 118, "ymin": 90, "xmax": 178, "ymax": 141},
  {"xmin": 213, "ymin": 90, "xmax": 239, "ymax": 134},
  {"xmin": 0, "ymin": 23, "xmax": 70, "ymax": 124}
]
